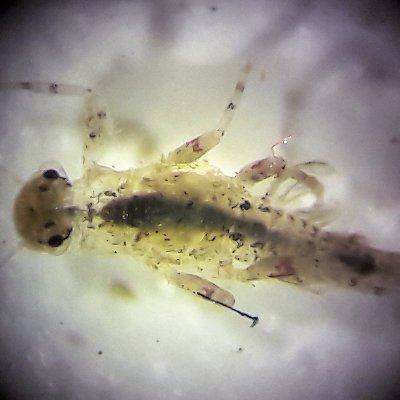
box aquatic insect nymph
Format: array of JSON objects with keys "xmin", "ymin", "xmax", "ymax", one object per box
[{"xmin": 8, "ymin": 65, "xmax": 400, "ymax": 326}]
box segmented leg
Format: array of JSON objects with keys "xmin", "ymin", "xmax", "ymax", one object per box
[
  {"xmin": 276, "ymin": 165, "xmax": 325, "ymax": 200},
  {"xmin": 167, "ymin": 270, "xmax": 258, "ymax": 326},
  {"xmin": 236, "ymin": 155, "xmax": 287, "ymax": 183},
  {"xmin": 292, "ymin": 161, "xmax": 334, "ymax": 175},
  {"xmin": 237, "ymin": 135, "xmax": 326, "ymax": 203},
  {"xmin": 236, "ymin": 136, "xmax": 291, "ymax": 184},
  {"xmin": 168, "ymin": 270, "xmax": 235, "ymax": 305},
  {"xmin": 270, "ymin": 161, "xmax": 332, "ymax": 205},
  {"xmin": 240, "ymin": 256, "xmax": 301, "ymax": 285},
  {"xmin": 0, "ymin": 81, "xmax": 92, "ymax": 95},
  {"xmin": 0, "ymin": 80, "xmax": 114, "ymax": 170},
  {"xmin": 83, "ymin": 93, "xmax": 114, "ymax": 169},
  {"xmin": 164, "ymin": 63, "xmax": 252, "ymax": 164},
  {"xmin": 239, "ymin": 160, "xmax": 327, "ymax": 207}
]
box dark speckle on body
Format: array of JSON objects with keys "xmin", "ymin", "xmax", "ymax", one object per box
[
  {"xmin": 337, "ymin": 252, "xmax": 376, "ymax": 275},
  {"xmin": 239, "ymin": 200, "xmax": 251, "ymax": 210},
  {"xmin": 258, "ymin": 205, "xmax": 270, "ymax": 213}
]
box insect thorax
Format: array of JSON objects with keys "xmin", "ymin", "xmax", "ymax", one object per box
[{"xmin": 74, "ymin": 161, "xmax": 273, "ymax": 274}]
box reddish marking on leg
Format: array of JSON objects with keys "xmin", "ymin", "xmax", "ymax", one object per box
[
  {"xmin": 202, "ymin": 285, "xmax": 216, "ymax": 298},
  {"xmin": 186, "ymin": 137, "xmax": 202, "ymax": 152},
  {"xmin": 268, "ymin": 258, "xmax": 296, "ymax": 278},
  {"xmin": 250, "ymin": 159, "xmax": 265, "ymax": 170}
]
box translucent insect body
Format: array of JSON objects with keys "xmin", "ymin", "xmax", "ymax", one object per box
[{"xmin": 10, "ymin": 65, "xmax": 400, "ymax": 326}]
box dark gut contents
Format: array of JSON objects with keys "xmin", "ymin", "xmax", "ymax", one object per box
[{"xmin": 100, "ymin": 193, "xmax": 269, "ymax": 240}]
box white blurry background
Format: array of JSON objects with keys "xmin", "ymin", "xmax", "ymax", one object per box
[{"xmin": 0, "ymin": 1, "xmax": 399, "ymax": 399}]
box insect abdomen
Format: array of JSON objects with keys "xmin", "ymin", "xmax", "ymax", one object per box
[{"xmin": 99, "ymin": 192, "xmax": 268, "ymax": 239}]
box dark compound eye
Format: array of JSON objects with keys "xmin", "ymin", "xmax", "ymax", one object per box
[
  {"xmin": 42, "ymin": 169, "xmax": 59, "ymax": 179},
  {"xmin": 47, "ymin": 234, "xmax": 64, "ymax": 247}
]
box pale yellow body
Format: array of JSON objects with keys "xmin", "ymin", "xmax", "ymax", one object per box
[{"xmin": 10, "ymin": 66, "xmax": 400, "ymax": 325}]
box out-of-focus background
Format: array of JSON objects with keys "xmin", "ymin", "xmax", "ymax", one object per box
[{"xmin": 0, "ymin": 1, "xmax": 399, "ymax": 399}]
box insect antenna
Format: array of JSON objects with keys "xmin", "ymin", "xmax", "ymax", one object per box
[{"xmin": 196, "ymin": 291, "xmax": 259, "ymax": 327}]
